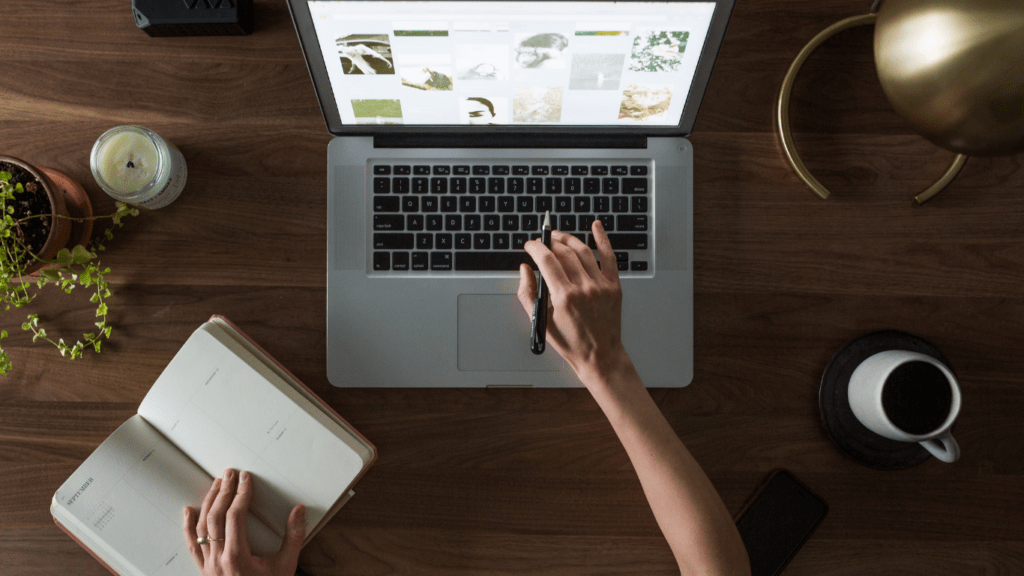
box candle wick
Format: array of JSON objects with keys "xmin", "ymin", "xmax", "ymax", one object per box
[{"xmin": 127, "ymin": 161, "xmax": 136, "ymax": 168}]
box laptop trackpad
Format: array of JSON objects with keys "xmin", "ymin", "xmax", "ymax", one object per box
[{"xmin": 457, "ymin": 294, "xmax": 563, "ymax": 372}]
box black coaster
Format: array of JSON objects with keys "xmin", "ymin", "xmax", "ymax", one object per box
[{"xmin": 819, "ymin": 330, "xmax": 957, "ymax": 470}]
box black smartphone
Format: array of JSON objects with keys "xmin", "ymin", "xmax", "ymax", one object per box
[{"xmin": 734, "ymin": 469, "xmax": 828, "ymax": 576}]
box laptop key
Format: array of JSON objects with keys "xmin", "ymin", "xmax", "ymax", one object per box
[
  {"xmin": 394, "ymin": 165, "xmax": 411, "ymax": 175},
  {"xmin": 470, "ymin": 177, "xmax": 486, "ymax": 194},
  {"xmin": 537, "ymin": 197, "xmax": 553, "ymax": 213},
  {"xmin": 453, "ymin": 165, "xmax": 471, "ymax": 175},
  {"xmin": 436, "ymin": 233, "xmax": 453, "ymax": 250},
  {"xmin": 512, "ymin": 165, "xmax": 530, "ymax": 175},
  {"xmin": 618, "ymin": 215, "xmax": 648, "ymax": 231},
  {"xmin": 571, "ymin": 165, "xmax": 589, "ymax": 175},
  {"xmin": 373, "ymin": 233, "xmax": 413, "ymax": 250},
  {"xmin": 631, "ymin": 196, "xmax": 648, "ymax": 213},
  {"xmin": 607, "ymin": 233, "xmax": 648, "ymax": 250},
  {"xmin": 527, "ymin": 178, "xmax": 543, "ymax": 194},
  {"xmin": 426, "ymin": 215, "xmax": 443, "ymax": 231},
  {"xmin": 498, "ymin": 197, "xmax": 515, "ymax": 212},
  {"xmin": 597, "ymin": 214, "xmax": 615, "ymax": 231},
  {"xmin": 431, "ymin": 178, "xmax": 448, "ymax": 194},
  {"xmin": 374, "ymin": 215, "xmax": 404, "ymax": 230},
  {"xmin": 594, "ymin": 197, "xmax": 610, "ymax": 212},
  {"xmin": 630, "ymin": 165, "xmax": 648, "ymax": 175},
  {"xmin": 392, "ymin": 251, "xmax": 409, "ymax": 270},
  {"xmin": 445, "ymin": 214, "xmax": 462, "ymax": 231},
  {"xmin": 489, "ymin": 178, "xmax": 505, "ymax": 194},
  {"xmin": 603, "ymin": 178, "xmax": 619, "ymax": 194},
  {"xmin": 613, "ymin": 197, "xmax": 629, "ymax": 213},
  {"xmin": 611, "ymin": 166, "xmax": 628, "ymax": 176},
  {"xmin": 473, "ymin": 233, "xmax": 490, "ymax": 250},
  {"xmin": 631, "ymin": 261, "xmax": 648, "ymax": 271},
  {"xmin": 502, "ymin": 215, "xmax": 519, "ymax": 231},
  {"xmin": 455, "ymin": 233, "xmax": 471, "ymax": 249},
  {"xmin": 565, "ymin": 178, "xmax": 581, "ymax": 194},
  {"xmin": 373, "ymin": 165, "xmax": 391, "ymax": 175},
  {"xmin": 393, "ymin": 177, "xmax": 410, "ymax": 194},
  {"xmin": 412, "ymin": 251, "xmax": 429, "ymax": 270},
  {"xmin": 373, "ymin": 177, "xmax": 390, "ymax": 193},
  {"xmin": 518, "ymin": 196, "xmax": 534, "ymax": 213},
  {"xmin": 440, "ymin": 197, "xmax": 458, "ymax": 212},
  {"xmin": 414, "ymin": 165, "xmax": 430, "ymax": 175},
  {"xmin": 584, "ymin": 178, "xmax": 600, "ymax": 194},
  {"xmin": 417, "ymin": 233, "xmax": 433, "ymax": 250},
  {"xmin": 591, "ymin": 166, "xmax": 609, "ymax": 176},
  {"xmin": 431, "ymin": 252, "xmax": 453, "ymax": 270},
  {"xmin": 455, "ymin": 252, "xmax": 536, "ymax": 271},
  {"xmin": 460, "ymin": 196, "xmax": 477, "ymax": 212},
  {"xmin": 492, "ymin": 165, "xmax": 510, "ymax": 175},
  {"xmin": 373, "ymin": 252, "xmax": 390, "ymax": 271},
  {"xmin": 465, "ymin": 214, "xmax": 482, "ymax": 231},
  {"xmin": 374, "ymin": 196, "xmax": 400, "ymax": 212},
  {"xmin": 484, "ymin": 214, "xmax": 501, "ymax": 231},
  {"xmin": 412, "ymin": 177, "xmax": 428, "ymax": 193},
  {"xmin": 493, "ymin": 234, "xmax": 510, "ymax": 250},
  {"xmin": 473, "ymin": 165, "xmax": 490, "ymax": 175},
  {"xmin": 433, "ymin": 165, "xmax": 451, "ymax": 175},
  {"xmin": 479, "ymin": 197, "xmax": 496, "ymax": 212},
  {"xmin": 545, "ymin": 178, "xmax": 562, "ymax": 194},
  {"xmin": 531, "ymin": 166, "xmax": 549, "ymax": 175},
  {"xmin": 552, "ymin": 166, "xmax": 569, "ymax": 176},
  {"xmin": 512, "ymin": 234, "xmax": 528, "ymax": 249},
  {"xmin": 555, "ymin": 197, "xmax": 572, "ymax": 213},
  {"xmin": 508, "ymin": 177, "xmax": 525, "ymax": 194},
  {"xmin": 421, "ymin": 197, "xmax": 438, "ymax": 212},
  {"xmin": 622, "ymin": 178, "xmax": 648, "ymax": 194},
  {"xmin": 559, "ymin": 215, "xmax": 576, "ymax": 231},
  {"xmin": 451, "ymin": 177, "xmax": 467, "ymax": 194},
  {"xmin": 579, "ymin": 214, "xmax": 596, "ymax": 231}
]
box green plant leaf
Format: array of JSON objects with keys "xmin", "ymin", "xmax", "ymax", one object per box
[
  {"xmin": 71, "ymin": 245, "xmax": 94, "ymax": 265},
  {"xmin": 55, "ymin": 249, "xmax": 73, "ymax": 267}
]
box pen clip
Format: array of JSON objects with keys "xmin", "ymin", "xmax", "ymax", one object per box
[{"xmin": 530, "ymin": 297, "xmax": 546, "ymax": 354}]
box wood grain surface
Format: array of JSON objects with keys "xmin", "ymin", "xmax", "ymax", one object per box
[{"xmin": 2, "ymin": 1, "xmax": 1023, "ymax": 575}]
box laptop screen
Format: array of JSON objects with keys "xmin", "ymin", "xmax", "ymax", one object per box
[{"xmin": 304, "ymin": 1, "xmax": 718, "ymax": 128}]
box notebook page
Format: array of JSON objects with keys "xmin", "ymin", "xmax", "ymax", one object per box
[
  {"xmin": 52, "ymin": 415, "xmax": 282, "ymax": 576},
  {"xmin": 137, "ymin": 326, "xmax": 366, "ymax": 537}
]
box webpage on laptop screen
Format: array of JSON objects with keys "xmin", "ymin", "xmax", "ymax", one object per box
[{"xmin": 307, "ymin": 1, "xmax": 716, "ymax": 126}]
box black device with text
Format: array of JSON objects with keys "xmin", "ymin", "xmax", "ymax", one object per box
[{"xmin": 735, "ymin": 469, "xmax": 828, "ymax": 576}]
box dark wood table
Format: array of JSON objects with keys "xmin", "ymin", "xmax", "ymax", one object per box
[{"xmin": 3, "ymin": 1, "xmax": 1022, "ymax": 574}]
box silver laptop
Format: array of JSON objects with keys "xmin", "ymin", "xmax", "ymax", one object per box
[{"xmin": 287, "ymin": 0, "xmax": 734, "ymax": 387}]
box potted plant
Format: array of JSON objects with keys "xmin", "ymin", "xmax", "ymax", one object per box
[{"xmin": 0, "ymin": 155, "xmax": 138, "ymax": 374}]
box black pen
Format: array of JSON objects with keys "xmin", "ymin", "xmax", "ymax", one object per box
[{"xmin": 530, "ymin": 211, "xmax": 552, "ymax": 355}]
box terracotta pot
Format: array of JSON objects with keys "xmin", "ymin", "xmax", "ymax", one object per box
[{"xmin": 0, "ymin": 155, "xmax": 73, "ymax": 275}]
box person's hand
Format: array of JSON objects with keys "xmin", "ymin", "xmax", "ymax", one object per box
[
  {"xmin": 517, "ymin": 220, "xmax": 632, "ymax": 383},
  {"xmin": 183, "ymin": 468, "xmax": 306, "ymax": 576}
]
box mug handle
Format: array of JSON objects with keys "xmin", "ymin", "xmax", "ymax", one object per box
[{"xmin": 920, "ymin": 431, "xmax": 960, "ymax": 463}]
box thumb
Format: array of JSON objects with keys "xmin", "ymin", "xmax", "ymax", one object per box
[{"xmin": 275, "ymin": 505, "xmax": 306, "ymax": 569}]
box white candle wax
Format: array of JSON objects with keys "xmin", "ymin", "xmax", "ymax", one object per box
[{"xmin": 96, "ymin": 131, "xmax": 159, "ymax": 194}]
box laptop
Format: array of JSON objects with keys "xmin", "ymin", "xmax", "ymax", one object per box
[{"xmin": 286, "ymin": 0, "xmax": 734, "ymax": 387}]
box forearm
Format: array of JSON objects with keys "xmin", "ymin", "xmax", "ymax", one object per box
[{"xmin": 580, "ymin": 354, "xmax": 750, "ymax": 576}]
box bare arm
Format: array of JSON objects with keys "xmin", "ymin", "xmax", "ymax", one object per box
[{"xmin": 519, "ymin": 223, "xmax": 750, "ymax": 576}]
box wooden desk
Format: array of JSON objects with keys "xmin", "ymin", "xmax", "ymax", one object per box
[{"xmin": 2, "ymin": 1, "xmax": 1022, "ymax": 574}]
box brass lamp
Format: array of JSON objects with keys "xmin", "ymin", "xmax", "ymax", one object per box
[{"xmin": 777, "ymin": 0, "xmax": 1024, "ymax": 204}]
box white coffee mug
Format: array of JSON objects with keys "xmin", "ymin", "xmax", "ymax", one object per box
[{"xmin": 848, "ymin": 350, "xmax": 961, "ymax": 463}]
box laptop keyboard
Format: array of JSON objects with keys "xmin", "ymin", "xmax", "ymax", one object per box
[{"xmin": 369, "ymin": 162, "xmax": 652, "ymax": 275}]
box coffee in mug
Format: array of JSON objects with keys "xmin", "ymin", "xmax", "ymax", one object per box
[{"xmin": 848, "ymin": 351, "xmax": 961, "ymax": 463}]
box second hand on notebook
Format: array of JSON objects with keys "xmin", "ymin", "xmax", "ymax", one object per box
[{"xmin": 530, "ymin": 211, "xmax": 552, "ymax": 355}]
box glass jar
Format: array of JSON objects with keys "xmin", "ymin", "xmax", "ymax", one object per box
[{"xmin": 90, "ymin": 125, "xmax": 187, "ymax": 209}]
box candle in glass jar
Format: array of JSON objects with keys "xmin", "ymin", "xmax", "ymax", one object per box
[
  {"xmin": 90, "ymin": 125, "xmax": 187, "ymax": 209},
  {"xmin": 95, "ymin": 131, "xmax": 159, "ymax": 194}
]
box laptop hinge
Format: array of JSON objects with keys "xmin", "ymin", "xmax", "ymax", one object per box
[{"xmin": 374, "ymin": 133, "xmax": 647, "ymax": 149}]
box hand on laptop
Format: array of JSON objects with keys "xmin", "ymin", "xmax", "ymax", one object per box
[
  {"xmin": 518, "ymin": 219, "xmax": 634, "ymax": 385},
  {"xmin": 184, "ymin": 468, "xmax": 305, "ymax": 576}
]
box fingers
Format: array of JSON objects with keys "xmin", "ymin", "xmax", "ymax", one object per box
[
  {"xmin": 523, "ymin": 239, "xmax": 570, "ymax": 291},
  {"xmin": 275, "ymin": 504, "xmax": 306, "ymax": 573},
  {"xmin": 517, "ymin": 263, "xmax": 538, "ymax": 315},
  {"xmin": 553, "ymin": 230, "xmax": 602, "ymax": 281},
  {"xmin": 207, "ymin": 469, "xmax": 239, "ymax": 555},
  {"xmin": 196, "ymin": 478, "xmax": 221, "ymax": 541},
  {"xmin": 225, "ymin": 470, "xmax": 253, "ymax": 557},
  {"xmin": 183, "ymin": 506, "xmax": 204, "ymax": 569},
  {"xmin": 591, "ymin": 220, "xmax": 620, "ymax": 284}
]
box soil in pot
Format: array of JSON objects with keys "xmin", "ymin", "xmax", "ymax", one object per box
[{"xmin": 1, "ymin": 160, "xmax": 54, "ymax": 270}]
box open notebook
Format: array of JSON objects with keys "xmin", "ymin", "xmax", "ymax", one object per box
[{"xmin": 52, "ymin": 316, "xmax": 376, "ymax": 576}]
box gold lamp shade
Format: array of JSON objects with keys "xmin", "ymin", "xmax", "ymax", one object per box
[
  {"xmin": 875, "ymin": 0, "xmax": 1024, "ymax": 156},
  {"xmin": 777, "ymin": 0, "xmax": 1024, "ymax": 203}
]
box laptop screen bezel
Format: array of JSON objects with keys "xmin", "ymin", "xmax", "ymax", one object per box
[{"xmin": 286, "ymin": 0, "xmax": 735, "ymax": 138}]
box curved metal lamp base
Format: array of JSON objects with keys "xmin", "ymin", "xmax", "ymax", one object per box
[{"xmin": 776, "ymin": 12, "xmax": 968, "ymax": 205}]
